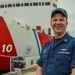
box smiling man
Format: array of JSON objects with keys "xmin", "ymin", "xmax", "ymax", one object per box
[{"xmin": 36, "ymin": 8, "xmax": 75, "ymax": 75}]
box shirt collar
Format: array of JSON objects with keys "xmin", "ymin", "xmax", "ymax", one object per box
[{"xmin": 52, "ymin": 32, "xmax": 70, "ymax": 43}]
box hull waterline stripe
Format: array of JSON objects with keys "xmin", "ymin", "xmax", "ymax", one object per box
[{"xmin": 33, "ymin": 29, "xmax": 40, "ymax": 55}]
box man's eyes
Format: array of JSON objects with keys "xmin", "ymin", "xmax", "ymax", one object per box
[{"xmin": 52, "ymin": 19, "xmax": 64, "ymax": 21}]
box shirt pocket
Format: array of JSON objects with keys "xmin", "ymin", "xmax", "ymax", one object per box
[
  {"xmin": 56, "ymin": 54, "xmax": 71, "ymax": 60},
  {"xmin": 55, "ymin": 53, "xmax": 71, "ymax": 74}
]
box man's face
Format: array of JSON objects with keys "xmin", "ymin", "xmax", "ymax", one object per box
[{"xmin": 50, "ymin": 13, "xmax": 68, "ymax": 35}]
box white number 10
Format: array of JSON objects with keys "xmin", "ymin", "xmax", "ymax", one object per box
[{"xmin": 2, "ymin": 44, "xmax": 12, "ymax": 52}]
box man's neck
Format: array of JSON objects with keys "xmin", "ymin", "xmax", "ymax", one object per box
[{"xmin": 54, "ymin": 32, "xmax": 66, "ymax": 39}]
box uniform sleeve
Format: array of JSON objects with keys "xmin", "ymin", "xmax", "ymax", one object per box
[
  {"xmin": 36, "ymin": 56, "xmax": 43, "ymax": 68},
  {"xmin": 36, "ymin": 48, "xmax": 43, "ymax": 68},
  {"xmin": 71, "ymin": 41, "xmax": 75, "ymax": 69},
  {"xmin": 36, "ymin": 40, "xmax": 51, "ymax": 68}
]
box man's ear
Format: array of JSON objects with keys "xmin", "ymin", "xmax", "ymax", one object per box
[{"xmin": 66, "ymin": 21, "xmax": 68, "ymax": 26}]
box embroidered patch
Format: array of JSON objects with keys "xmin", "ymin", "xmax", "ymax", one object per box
[
  {"xmin": 43, "ymin": 49, "xmax": 46, "ymax": 53},
  {"xmin": 61, "ymin": 48, "xmax": 67, "ymax": 51}
]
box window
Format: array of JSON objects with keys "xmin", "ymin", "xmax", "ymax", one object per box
[
  {"xmin": 21, "ymin": 3, "xmax": 23, "ymax": 6},
  {"xmin": 45, "ymin": 2, "xmax": 50, "ymax": 5},
  {"xmin": 33, "ymin": 2, "xmax": 38, "ymax": 6},
  {"xmin": 13, "ymin": 4, "xmax": 15, "ymax": 7},
  {"xmin": 0, "ymin": 5, "xmax": 4, "ymax": 8},
  {"xmin": 8, "ymin": 4, "xmax": 12, "ymax": 7},
  {"xmin": 0, "ymin": 1, "xmax": 55, "ymax": 8},
  {"xmin": 42, "ymin": 2, "xmax": 44, "ymax": 6},
  {"xmin": 53, "ymin": 3, "xmax": 57, "ymax": 8},
  {"xmin": 24, "ymin": 3, "xmax": 29, "ymax": 6},
  {"xmin": 5, "ymin": 4, "xmax": 7, "ymax": 8},
  {"xmin": 16, "ymin": 3, "xmax": 20, "ymax": 7},
  {"xmin": 31, "ymin": 60, "xmax": 33, "ymax": 65},
  {"xmin": 30, "ymin": 3, "xmax": 32, "ymax": 6},
  {"xmin": 39, "ymin": 2, "xmax": 41, "ymax": 6}
]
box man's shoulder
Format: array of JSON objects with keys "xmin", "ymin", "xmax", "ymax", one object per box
[
  {"xmin": 69, "ymin": 34, "xmax": 75, "ymax": 39},
  {"xmin": 42, "ymin": 39, "xmax": 53, "ymax": 49},
  {"xmin": 43, "ymin": 40, "xmax": 51, "ymax": 46},
  {"xmin": 69, "ymin": 34, "xmax": 75, "ymax": 42}
]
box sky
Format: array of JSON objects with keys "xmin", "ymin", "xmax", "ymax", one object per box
[
  {"xmin": 0, "ymin": 0, "xmax": 75, "ymax": 37},
  {"xmin": 57, "ymin": 0, "xmax": 75, "ymax": 37}
]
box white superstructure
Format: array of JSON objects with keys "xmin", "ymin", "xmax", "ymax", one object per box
[
  {"xmin": 0, "ymin": 0, "xmax": 58, "ymax": 73},
  {"xmin": 0, "ymin": 0, "xmax": 57, "ymax": 33}
]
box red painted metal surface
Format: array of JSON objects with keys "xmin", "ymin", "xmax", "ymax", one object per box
[
  {"xmin": 0, "ymin": 16, "xmax": 17, "ymax": 70},
  {"xmin": 37, "ymin": 32, "xmax": 53, "ymax": 47}
]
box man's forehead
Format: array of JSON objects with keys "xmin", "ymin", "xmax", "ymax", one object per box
[{"xmin": 51, "ymin": 16, "xmax": 66, "ymax": 20}]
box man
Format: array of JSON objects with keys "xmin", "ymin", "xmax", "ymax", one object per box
[{"xmin": 36, "ymin": 8, "xmax": 75, "ymax": 75}]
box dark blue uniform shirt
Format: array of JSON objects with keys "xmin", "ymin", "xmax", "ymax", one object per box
[{"xmin": 36, "ymin": 33, "xmax": 75, "ymax": 75}]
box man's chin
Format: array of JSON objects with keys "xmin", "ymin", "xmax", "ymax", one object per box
[{"xmin": 55, "ymin": 31, "xmax": 62, "ymax": 35}]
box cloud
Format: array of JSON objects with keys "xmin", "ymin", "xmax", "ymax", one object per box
[{"xmin": 57, "ymin": 0, "xmax": 75, "ymax": 37}]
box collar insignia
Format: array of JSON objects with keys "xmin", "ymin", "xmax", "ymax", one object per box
[{"xmin": 64, "ymin": 39, "xmax": 67, "ymax": 42}]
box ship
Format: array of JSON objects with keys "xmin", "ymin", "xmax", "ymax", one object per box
[{"xmin": 0, "ymin": 0, "xmax": 57, "ymax": 74}]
